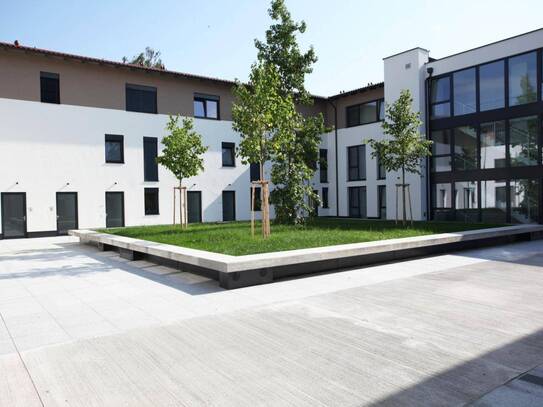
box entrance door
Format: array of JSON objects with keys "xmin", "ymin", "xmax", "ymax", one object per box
[
  {"xmin": 105, "ymin": 192, "xmax": 124, "ymax": 228},
  {"xmin": 222, "ymin": 191, "xmax": 236, "ymax": 221},
  {"xmin": 187, "ymin": 191, "xmax": 202, "ymax": 223},
  {"xmin": 56, "ymin": 192, "xmax": 78, "ymax": 235},
  {"xmin": 1, "ymin": 193, "xmax": 27, "ymax": 238}
]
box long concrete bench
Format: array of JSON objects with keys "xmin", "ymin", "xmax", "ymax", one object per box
[{"xmin": 70, "ymin": 224, "xmax": 543, "ymax": 289}]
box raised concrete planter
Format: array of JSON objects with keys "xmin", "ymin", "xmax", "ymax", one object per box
[{"xmin": 70, "ymin": 225, "xmax": 543, "ymax": 289}]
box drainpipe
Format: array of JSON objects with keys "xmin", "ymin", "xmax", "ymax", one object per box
[
  {"xmin": 327, "ymin": 99, "xmax": 340, "ymax": 217},
  {"xmin": 425, "ymin": 66, "xmax": 433, "ymax": 221}
]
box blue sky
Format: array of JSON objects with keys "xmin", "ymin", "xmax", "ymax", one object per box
[{"xmin": 1, "ymin": 0, "xmax": 542, "ymax": 96}]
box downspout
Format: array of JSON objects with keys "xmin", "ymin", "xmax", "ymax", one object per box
[
  {"xmin": 425, "ymin": 66, "xmax": 433, "ymax": 221},
  {"xmin": 327, "ymin": 99, "xmax": 339, "ymax": 217}
]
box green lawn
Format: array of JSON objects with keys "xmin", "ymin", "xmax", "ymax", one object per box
[{"xmin": 99, "ymin": 218, "xmax": 503, "ymax": 256}]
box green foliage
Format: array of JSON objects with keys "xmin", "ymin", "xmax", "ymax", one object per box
[
  {"xmin": 156, "ymin": 116, "xmax": 208, "ymax": 185},
  {"xmin": 122, "ymin": 47, "xmax": 165, "ymax": 69},
  {"xmin": 255, "ymin": 0, "xmax": 317, "ymax": 105}
]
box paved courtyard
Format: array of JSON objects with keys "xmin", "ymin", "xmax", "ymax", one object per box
[{"xmin": 1, "ymin": 236, "xmax": 543, "ymax": 406}]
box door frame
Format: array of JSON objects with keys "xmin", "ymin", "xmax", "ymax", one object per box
[
  {"xmin": 56, "ymin": 192, "xmax": 79, "ymax": 235},
  {"xmin": 1, "ymin": 192, "xmax": 27, "ymax": 239},
  {"xmin": 105, "ymin": 191, "xmax": 125, "ymax": 228},
  {"xmin": 187, "ymin": 191, "xmax": 202, "ymax": 223}
]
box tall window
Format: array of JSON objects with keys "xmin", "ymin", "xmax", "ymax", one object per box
[
  {"xmin": 143, "ymin": 137, "xmax": 158, "ymax": 181},
  {"xmin": 431, "ymin": 130, "xmax": 452, "ymax": 172},
  {"xmin": 346, "ymin": 99, "xmax": 384, "ymax": 127},
  {"xmin": 508, "ymin": 52, "xmax": 537, "ymax": 106},
  {"xmin": 251, "ymin": 187, "xmax": 262, "ymax": 211},
  {"xmin": 509, "ymin": 116, "xmax": 538, "ymax": 167},
  {"xmin": 250, "ymin": 163, "xmax": 261, "ymax": 182},
  {"xmin": 432, "ymin": 182, "xmax": 453, "ymax": 221},
  {"xmin": 348, "ymin": 186, "xmax": 366, "ymax": 218},
  {"xmin": 347, "ymin": 145, "xmax": 366, "ymax": 181},
  {"xmin": 454, "ymin": 126, "xmax": 477, "ymax": 171},
  {"xmin": 430, "ymin": 77, "xmax": 450, "ymax": 119},
  {"xmin": 511, "ymin": 179, "xmax": 539, "ymax": 223},
  {"xmin": 105, "ymin": 135, "xmax": 124, "ymax": 164},
  {"xmin": 377, "ymin": 156, "xmax": 386, "ymax": 179},
  {"xmin": 453, "ymin": 68, "xmax": 476, "ymax": 115},
  {"xmin": 221, "ymin": 142, "xmax": 235, "ymax": 167},
  {"xmin": 40, "ymin": 72, "xmax": 60, "ymax": 104},
  {"xmin": 319, "ymin": 149, "xmax": 328, "ymax": 183},
  {"xmin": 378, "ymin": 185, "xmax": 386, "ymax": 219},
  {"xmin": 480, "ymin": 121, "xmax": 506, "ymax": 169},
  {"xmin": 222, "ymin": 191, "xmax": 236, "ymax": 221},
  {"xmin": 144, "ymin": 188, "xmax": 159, "ymax": 215},
  {"xmin": 126, "ymin": 84, "xmax": 157, "ymax": 113},
  {"xmin": 322, "ymin": 187, "xmax": 329, "ymax": 209},
  {"xmin": 479, "ymin": 60, "xmax": 505, "ymax": 111},
  {"xmin": 194, "ymin": 94, "xmax": 219, "ymax": 119},
  {"xmin": 455, "ymin": 181, "xmax": 478, "ymax": 222},
  {"xmin": 481, "ymin": 180, "xmax": 507, "ymax": 223}
]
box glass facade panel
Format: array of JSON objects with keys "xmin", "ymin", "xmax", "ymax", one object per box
[
  {"xmin": 508, "ymin": 52, "xmax": 537, "ymax": 106},
  {"xmin": 432, "ymin": 130, "xmax": 451, "ymax": 155},
  {"xmin": 455, "ymin": 181, "xmax": 479, "ymax": 222},
  {"xmin": 454, "ymin": 126, "xmax": 477, "ymax": 171},
  {"xmin": 431, "ymin": 103, "xmax": 450, "ymax": 119},
  {"xmin": 480, "ymin": 121, "xmax": 506, "ymax": 169},
  {"xmin": 431, "ymin": 77, "xmax": 450, "ymax": 103},
  {"xmin": 481, "ymin": 180, "xmax": 507, "ymax": 223},
  {"xmin": 453, "ymin": 68, "xmax": 476, "ymax": 115},
  {"xmin": 509, "ymin": 116, "xmax": 538, "ymax": 167},
  {"xmin": 432, "ymin": 156, "xmax": 452, "ymax": 172},
  {"xmin": 433, "ymin": 183, "xmax": 452, "ymax": 208},
  {"xmin": 479, "ymin": 61, "xmax": 505, "ymax": 111},
  {"xmin": 511, "ymin": 179, "xmax": 539, "ymax": 224}
]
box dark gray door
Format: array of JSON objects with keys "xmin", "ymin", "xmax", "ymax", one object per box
[
  {"xmin": 222, "ymin": 191, "xmax": 236, "ymax": 221},
  {"xmin": 105, "ymin": 192, "xmax": 124, "ymax": 228},
  {"xmin": 187, "ymin": 191, "xmax": 202, "ymax": 223},
  {"xmin": 56, "ymin": 192, "xmax": 78, "ymax": 235},
  {"xmin": 1, "ymin": 193, "xmax": 26, "ymax": 238}
]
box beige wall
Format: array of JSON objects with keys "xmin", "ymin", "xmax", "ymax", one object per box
[{"xmin": 326, "ymin": 87, "xmax": 384, "ymax": 129}]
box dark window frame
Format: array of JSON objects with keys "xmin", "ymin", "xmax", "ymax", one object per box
[
  {"xmin": 376, "ymin": 156, "xmax": 386, "ymax": 180},
  {"xmin": 221, "ymin": 142, "xmax": 236, "ymax": 167},
  {"xmin": 250, "ymin": 162, "xmax": 261, "ymax": 182},
  {"xmin": 378, "ymin": 185, "xmax": 386, "ymax": 219},
  {"xmin": 222, "ymin": 190, "xmax": 236, "ymax": 221},
  {"xmin": 126, "ymin": 83, "xmax": 157, "ymax": 114},
  {"xmin": 346, "ymin": 98, "xmax": 385, "ymax": 128},
  {"xmin": 105, "ymin": 134, "xmax": 124, "ymax": 164},
  {"xmin": 194, "ymin": 93, "xmax": 220, "ymax": 120},
  {"xmin": 319, "ymin": 149, "xmax": 328, "ymax": 183},
  {"xmin": 322, "ymin": 187, "xmax": 329, "ymax": 209},
  {"xmin": 40, "ymin": 71, "xmax": 60, "ymax": 104},
  {"xmin": 144, "ymin": 188, "xmax": 160, "ymax": 215},
  {"xmin": 348, "ymin": 186, "xmax": 367, "ymax": 218},
  {"xmin": 347, "ymin": 145, "xmax": 366, "ymax": 181},
  {"xmin": 251, "ymin": 187, "xmax": 262, "ymax": 211},
  {"xmin": 143, "ymin": 137, "xmax": 159, "ymax": 181}
]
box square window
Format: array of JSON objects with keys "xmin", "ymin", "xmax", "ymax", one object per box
[
  {"xmin": 194, "ymin": 94, "xmax": 220, "ymax": 119},
  {"xmin": 126, "ymin": 84, "xmax": 157, "ymax": 113},
  {"xmin": 105, "ymin": 135, "xmax": 124, "ymax": 163},
  {"xmin": 144, "ymin": 188, "xmax": 159, "ymax": 215}
]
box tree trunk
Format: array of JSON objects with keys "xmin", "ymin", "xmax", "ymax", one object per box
[{"xmin": 401, "ymin": 167, "xmax": 406, "ymax": 227}]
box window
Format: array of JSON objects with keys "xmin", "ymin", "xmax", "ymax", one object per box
[
  {"xmin": 378, "ymin": 99, "xmax": 385, "ymax": 121},
  {"xmin": 222, "ymin": 191, "xmax": 236, "ymax": 221},
  {"xmin": 480, "ymin": 121, "xmax": 506, "ymax": 169},
  {"xmin": 508, "ymin": 52, "xmax": 537, "ymax": 106},
  {"xmin": 322, "ymin": 187, "xmax": 329, "ymax": 209},
  {"xmin": 105, "ymin": 135, "xmax": 124, "ymax": 163},
  {"xmin": 377, "ymin": 156, "xmax": 386, "ymax": 179},
  {"xmin": 455, "ymin": 181, "xmax": 479, "ymax": 222},
  {"xmin": 346, "ymin": 99, "xmax": 384, "ymax": 127},
  {"xmin": 126, "ymin": 84, "xmax": 157, "ymax": 113},
  {"xmin": 431, "ymin": 130, "xmax": 452, "ymax": 172},
  {"xmin": 432, "ymin": 182, "xmax": 453, "ymax": 221},
  {"xmin": 454, "ymin": 126, "xmax": 477, "ymax": 171},
  {"xmin": 479, "ymin": 60, "xmax": 505, "ymax": 111},
  {"xmin": 347, "ymin": 145, "xmax": 366, "ymax": 181},
  {"xmin": 378, "ymin": 185, "xmax": 386, "ymax": 219},
  {"xmin": 40, "ymin": 72, "xmax": 60, "ymax": 104},
  {"xmin": 348, "ymin": 186, "xmax": 366, "ymax": 218},
  {"xmin": 250, "ymin": 162, "xmax": 261, "ymax": 182},
  {"xmin": 481, "ymin": 180, "xmax": 507, "ymax": 223},
  {"xmin": 194, "ymin": 94, "xmax": 219, "ymax": 119},
  {"xmin": 319, "ymin": 149, "xmax": 328, "ymax": 183},
  {"xmin": 143, "ymin": 137, "xmax": 158, "ymax": 181},
  {"xmin": 453, "ymin": 68, "xmax": 476, "ymax": 115},
  {"xmin": 430, "ymin": 76, "xmax": 450, "ymax": 118},
  {"xmin": 144, "ymin": 188, "xmax": 159, "ymax": 215},
  {"xmin": 187, "ymin": 191, "xmax": 202, "ymax": 223},
  {"xmin": 509, "ymin": 116, "xmax": 538, "ymax": 167},
  {"xmin": 251, "ymin": 187, "xmax": 262, "ymax": 211},
  {"xmin": 222, "ymin": 142, "xmax": 235, "ymax": 167},
  {"xmin": 511, "ymin": 179, "xmax": 539, "ymax": 223}
]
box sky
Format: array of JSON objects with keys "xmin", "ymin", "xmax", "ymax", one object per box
[{"xmin": 1, "ymin": 0, "xmax": 542, "ymax": 96}]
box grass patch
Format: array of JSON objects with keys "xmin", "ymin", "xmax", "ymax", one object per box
[{"xmin": 98, "ymin": 218, "xmax": 503, "ymax": 256}]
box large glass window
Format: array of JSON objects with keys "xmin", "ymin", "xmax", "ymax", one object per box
[
  {"xmin": 481, "ymin": 180, "xmax": 507, "ymax": 223},
  {"xmin": 454, "ymin": 126, "xmax": 477, "ymax": 171},
  {"xmin": 348, "ymin": 186, "xmax": 366, "ymax": 218},
  {"xmin": 346, "ymin": 100, "xmax": 383, "ymax": 127},
  {"xmin": 480, "ymin": 121, "xmax": 506, "ymax": 169},
  {"xmin": 453, "ymin": 68, "xmax": 476, "ymax": 115},
  {"xmin": 430, "ymin": 77, "xmax": 450, "ymax": 119},
  {"xmin": 126, "ymin": 84, "xmax": 157, "ymax": 113},
  {"xmin": 508, "ymin": 52, "xmax": 537, "ymax": 106},
  {"xmin": 479, "ymin": 61, "xmax": 505, "ymax": 111},
  {"xmin": 455, "ymin": 181, "xmax": 479, "ymax": 222},
  {"xmin": 511, "ymin": 179, "xmax": 539, "ymax": 224},
  {"xmin": 432, "ymin": 182, "xmax": 453, "ymax": 221},
  {"xmin": 347, "ymin": 145, "xmax": 366, "ymax": 181},
  {"xmin": 431, "ymin": 130, "xmax": 452, "ymax": 172},
  {"xmin": 194, "ymin": 94, "xmax": 219, "ymax": 119},
  {"xmin": 509, "ymin": 116, "xmax": 538, "ymax": 167}
]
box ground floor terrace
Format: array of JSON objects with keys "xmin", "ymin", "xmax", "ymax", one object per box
[{"xmin": 1, "ymin": 235, "xmax": 543, "ymax": 406}]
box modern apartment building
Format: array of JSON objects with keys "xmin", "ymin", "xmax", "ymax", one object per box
[{"xmin": 1, "ymin": 28, "xmax": 542, "ymax": 238}]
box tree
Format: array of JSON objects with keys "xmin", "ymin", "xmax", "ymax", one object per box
[
  {"xmin": 367, "ymin": 89, "xmax": 432, "ymax": 226},
  {"xmin": 255, "ymin": 0, "xmax": 317, "ymax": 105},
  {"xmin": 157, "ymin": 116, "xmax": 208, "ymax": 227},
  {"xmin": 232, "ymin": 62, "xmax": 297, "ymax": 236},
  {"xmin": 122, "ymin": 47, "xmax": 165, "ymax": 69}
]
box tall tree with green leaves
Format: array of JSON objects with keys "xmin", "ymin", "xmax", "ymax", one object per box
[
  {"xmin": 367, "ymin": 89, "xmax": 432, "ymax": 225},
  {"xmin": 122, "ymin": 47, "xmax": 165, "ymax": 69},
  {"xmin": 157, "ymin": 116, "xmax": 208, "ymax": 226}
]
